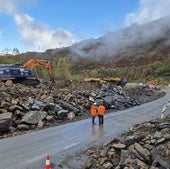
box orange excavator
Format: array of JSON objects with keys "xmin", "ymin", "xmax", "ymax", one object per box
[
  {"xmin": 22, "ymin": 59, "xmax": 54, "ymax": 79},
  {"xmin": 0, "ymin": 59, "xmax": 54, "ymax": 86},
  {"xmin": 21, "ymin": 59, "xmax": 54, "ymax": 86}
]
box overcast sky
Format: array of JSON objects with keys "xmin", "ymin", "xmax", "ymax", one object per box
[{"xmin": 0, "ymin": 0, "xmax": 170, "ymax": 53}]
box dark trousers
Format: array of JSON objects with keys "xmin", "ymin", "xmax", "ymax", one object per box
[
  {"xmin": 92, "ymin": 116, "xmax": 96, "ymax": 124},
  {"xmin": 98, "ymin": 115, "xmax": 104, "ymax": 125}
]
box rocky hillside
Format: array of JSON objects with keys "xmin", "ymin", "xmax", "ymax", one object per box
[{"xmin": 0, "ymin": 17, "xmax": 169, "ymax": 83}]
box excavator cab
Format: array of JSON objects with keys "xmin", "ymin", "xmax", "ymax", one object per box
[{"xmin": 0, "ymin": 64, "xmax": 39, "ymax": 85}]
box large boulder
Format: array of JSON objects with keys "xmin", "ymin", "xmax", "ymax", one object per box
[
  {"xmin": 20, "ymin": 111, "xmax": 47, "ymax": 125},
  {"xmin": 0, "ymin": 113, "xmax": 12, "ymax": 135}
]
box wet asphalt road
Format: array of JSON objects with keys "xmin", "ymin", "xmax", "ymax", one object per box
[{"xmin": 0, "ymin": 87, "xmax": 169, "ymax": 169}]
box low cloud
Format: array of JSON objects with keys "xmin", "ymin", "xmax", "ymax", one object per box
[
  {"xmin": 125, "ymin": 0, "xmax": 170, "ymax": 26},
  {"xmin": 0, "ymin": 0, "xmax": 75, "ymax": 51},
  {"xmin": 70, "ymin": 0, "xmax": 170, "ymax": 59}
]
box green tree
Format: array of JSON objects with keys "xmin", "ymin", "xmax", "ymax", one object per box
[
  {"xmin": 89, "ymin": 69, "xmax": 98, "ymax": 77},
  {"xmin": 55, "ymin": 57, "xmax": 72, "ymax": 80},
  {"xmin": 154, "ymin": 65, "xmax": 170, "ymax": 76}
]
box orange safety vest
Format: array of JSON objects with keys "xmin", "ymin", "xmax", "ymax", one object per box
[
  {"xmin": 90, "ymin": 105, "xmax": 98, "ymax": 117},
  {"xmin": 98, "ymin": 105, "xmax": 105, "ymax": 115}
]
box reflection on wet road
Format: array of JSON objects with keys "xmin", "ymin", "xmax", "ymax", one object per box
[{"xmin": 90, "ymin": 125, "xmax": 104, "ymax": 137}]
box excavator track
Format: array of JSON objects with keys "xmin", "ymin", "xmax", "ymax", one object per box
[
  {"xmin": 20, "ymin": 78, "xmax": 40, "ymax": 86},
  {"xmin": 0, "ymin": 78, "xmax": 40, "ymax": 86}
]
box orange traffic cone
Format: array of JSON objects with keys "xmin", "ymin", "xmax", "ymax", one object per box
[{"xmin": 44, "ymin": 154, "xmax": 51, "ymax": 169}]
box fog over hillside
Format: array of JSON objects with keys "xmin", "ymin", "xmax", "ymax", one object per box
[{"xmin": 70, "ymin": 16, "xmax": 170, "ymax": 59}]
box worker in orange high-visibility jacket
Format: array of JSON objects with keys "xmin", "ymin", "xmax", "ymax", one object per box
[
  {"xmin": 90, "ymin": 103, "xmax": 98, "ymax": 125},
  {"xmin": 98, "ymin": 104, "xmax": 106, "ymax": 125}
]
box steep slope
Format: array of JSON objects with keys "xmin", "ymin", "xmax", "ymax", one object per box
[
  {"xmin": 67, "ymin": 16, "xmax": 170, "ymax": 82},
  {"xmin": 0, "ymin": 17, "xmax": 170, "ymax": 83},
  {"xmin": 69, "ymin": 16, "xmax": 170, "ymax": 59}
]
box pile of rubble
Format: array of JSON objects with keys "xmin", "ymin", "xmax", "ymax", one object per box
[
  {"xmin": 0, "ymin": 81, "xmax": 165, "ymax": 138},
  {"xmin": 94, "ymin": 84, "xmax": 140, "ymax": 109},
  {"xmin": 82, "ymin": 115, "xmax": 170, "ymax": 169}
]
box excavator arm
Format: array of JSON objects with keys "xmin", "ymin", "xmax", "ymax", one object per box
[
  {"xmin": 84, "ymin": 77, "xmax": 126, "ymax": 87},
  {"xmin": 22, "ymin": 59, "xmax": 54, "ymax": 79}
]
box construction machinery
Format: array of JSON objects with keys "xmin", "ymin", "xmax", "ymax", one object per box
[
  {"xmin": 146, "ymin": 79, "xmax": 159, "ymax": 86},
  {"xmin": 84, "ymin": 77, "xmax": 126, "ymax": 87},
  {"xmin": 22, "ymin": 59, "xmax": 54, "ymax": 79},
  {"xmin": 84, "ymin": 78, "xmax": 106, "ymax": 83},
  {"xmin": 0, "ymin": 59, "xmax": 54, "ymax": 86},
  {"xmin": 145, "ymin": 79, "xmax": 160, "ymax": 89}
]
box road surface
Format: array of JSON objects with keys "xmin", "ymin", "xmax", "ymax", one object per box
[{"xmin": 0, "ymin": 87, "xmax": 169, "ymax": 169}]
